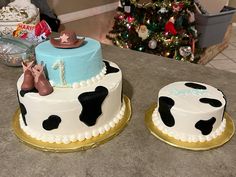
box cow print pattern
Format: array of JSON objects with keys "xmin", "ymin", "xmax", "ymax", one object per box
[
  {"xmin": 20, "ymin": 88, "xmax": 38, "ymax": 97},
  {"xmin": 20, "ymin": 103, "xmax": 27, "ymax": 126},
  {"xmin": 17, "ymin": 91, "xmax": 28, "ymax": 126},
  {"xmin": 185, "ymin": 82, "xmax": 207, "ymax": 90},
  {"xmin": 78, "ymin": 86, "xmax": 108, "ymax": 126},
  {"xmin": 103, "ymin": 61, "xmax": 119, "ymax": 75},
  {"xmin": 158, "ymin": 96, "xmax": 175, "ymax": 127},
  {"xmin": 42, "ymin": 115, "xmax": 61, "ymax": 131},
  {"xmin": 199, "ymin": 98, "xmax": 222, "ymax": 107},
  {"xmin": 217, "ymin": 88, "xmax": 227, "ymax": 121},
  {"xmin": 195, "ymin": 117, "xmax": 216, "ymax": 135}
]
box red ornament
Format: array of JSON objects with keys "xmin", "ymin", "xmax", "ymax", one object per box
[
  {"xmin": 127, "ymin": 16, "xmax": 134, "ymax": 23},
  {"xmin": 165, "ymin": 17, "xmax": 177, "ymax": 35},
  {"xmin": 172, "ymin": 2, "xmax": 184, "ymax": 12}
]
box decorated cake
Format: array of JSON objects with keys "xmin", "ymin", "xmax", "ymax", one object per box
[
  {"xmin": 0, "ymin": 0, "xmax": 39, "ymax": 35},
  {"xmin": 152, "ymin": 81, "xmax": 227, "ymax": 143},
  {"xmin": 16, "ymin": 31, "xmax": 127, "ymax": 144}
]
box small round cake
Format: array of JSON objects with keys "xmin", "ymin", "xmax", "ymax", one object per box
[{"xmin": 152, "ymin": 81, "xmax": 226, "ymax": 143}]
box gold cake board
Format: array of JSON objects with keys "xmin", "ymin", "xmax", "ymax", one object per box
[
  {"xmin": 12, "ymin": 95, "xmax": 131, "ymax": 153},
  {"xmin": 145, "ymin": 103, "xmax": 235, "ymax": 151}
]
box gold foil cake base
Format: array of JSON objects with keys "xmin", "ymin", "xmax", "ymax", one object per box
[
  {"xmin": 12, "ymin": 95, "xmax": 131, "ymax": 152},
  {"xmin": 145, "ymin": 103, "xmax": 235, "ymax": 151}
]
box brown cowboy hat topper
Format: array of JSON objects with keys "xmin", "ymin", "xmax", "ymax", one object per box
[{"xmin": 50, "ymin": 31, "xmax": 85, "ymax": 49}]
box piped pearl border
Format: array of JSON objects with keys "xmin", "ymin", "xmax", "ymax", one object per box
[
  {"xmin": 19, "ymin": 101, "xmax": 126, "ymax": 144},
  {"xmin": 49, "ymin": 66, "xmax": 107, "ymax": 88},
  {"xmin": 152, "ymin": 108, "xmax": 226, "ymax": 143}
]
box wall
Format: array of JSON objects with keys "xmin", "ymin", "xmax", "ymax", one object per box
[{"xmin": 47, "ymin": 0, "xmax": 119, "ymax": 43}]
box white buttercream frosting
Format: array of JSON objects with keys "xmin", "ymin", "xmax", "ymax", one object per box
[
  {"xmin": 152, "ymin": 107, "xmax": 226, "ymax": 143},
  {"xmin": 151, "ymin": 81, "xmax": 227, "ymax": 143},
  {"xmin": 71, "ymin": 66, "xmax": 107, "ymax": 89},
  {"xmin": 20, "ymin": 101, "xmax": 126, "ymax": 144},
  {"xmin": 49, "ymin": 66, "xmax": 106, "ymax": 88},
  {"xmin": 17, "ymin": 60, "xmax": 123, "ymax": 145}
]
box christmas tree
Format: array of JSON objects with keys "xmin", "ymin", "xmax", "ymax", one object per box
[{"xmin": 107, "ymin": 0, "xmax": 201, "ymax": 62}]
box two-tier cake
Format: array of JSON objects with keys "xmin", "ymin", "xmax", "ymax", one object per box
[{"xmin": 16, "ymin": 31, "xmax": 127, "ymax": 144}]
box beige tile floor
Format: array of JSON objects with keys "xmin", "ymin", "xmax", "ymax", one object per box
[{"xmin": 206, "ymin": 27, "xmax": 236, "ymax": 73}]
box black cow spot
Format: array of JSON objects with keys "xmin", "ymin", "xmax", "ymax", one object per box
[
  {"xmin": 158, "ymin": 96, "xmax": 175, "ymax": 127},
  {"xmin": 17, "ymin": 91, "xmax": 27, "ymax": 126},
  {"xmin": 195, "ymin": 117, "xmax": 216, "ymax": 135},
  {"xmin": 103, "ymin": 61, "xmax": 119, "ymax": 75},
  {"xmin": 20, "ymin": 103, "xmax": 27, "ymax": 126},
  {"xmin": 199, "ymin": 98, "xmax": 222, "ymax": 107},
  {"xmin": 78, "ymin": 86, "xmax": 108, "ymax": 126},
  {"xmin": 185, "ymin": 82, "xmax": 207, "ymax": 90},
  {"xmin": 42, "ymin": 115, "xmax": 61, "ymax": 131},
  {"xmin": 20, "ymin": 88, "xmax": 38, "ymax": 97}
]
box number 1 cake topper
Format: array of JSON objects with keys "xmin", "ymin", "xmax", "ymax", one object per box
[{"xmin": 50, "ymin": 31, "xmax": 85, "ymax": 49}]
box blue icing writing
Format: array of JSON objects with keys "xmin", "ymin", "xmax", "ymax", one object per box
[{"xmin": 170, "ymin": 88, "xmax": 207, "ymax": 96}]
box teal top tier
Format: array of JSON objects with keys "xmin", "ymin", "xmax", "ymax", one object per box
[{"xmin": 35, "ymin": 37, "xmax": 104, "ymax": 87}]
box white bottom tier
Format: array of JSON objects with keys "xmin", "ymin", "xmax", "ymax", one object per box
[{"xmin": 17, "ymin": 61, "xmax": 123, "ymax": 144}]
